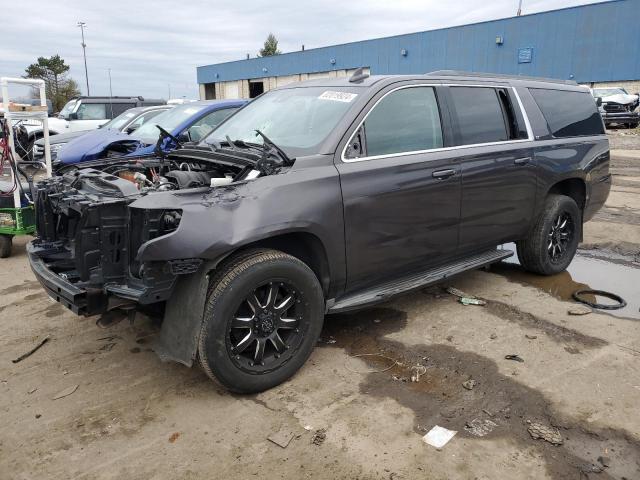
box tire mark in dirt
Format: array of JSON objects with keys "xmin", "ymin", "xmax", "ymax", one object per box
[{"xmin": 483, "ymin": 300, "xmax": 607, "ymax": 349}]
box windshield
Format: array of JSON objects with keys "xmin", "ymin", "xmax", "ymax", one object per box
[
  {"xmin": 130, "ymin": 103, "xmax": 208, "ymax": 144},
  {"xmin": 58, "ymin": 99, "xmax": 78, "ymax": 119},
  {"xmin": 205, "ymin": 87, "xmax": 360, "ymax": 156},
  {"xmin": 593, "ymin": 88, "xmax": 628, "ymax": 98},
  {"xmin": 100, "ymin": 110, "xmax": 139, "ymax": 130}
]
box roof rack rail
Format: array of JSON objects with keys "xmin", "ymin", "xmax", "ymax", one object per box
[
  {"xmin": 426, "ymin": 70, "xmax": 578, "ymax": 86},
  {"xmin": 349, "ymin": 67, "xmax": 370, "ymax": 83}
]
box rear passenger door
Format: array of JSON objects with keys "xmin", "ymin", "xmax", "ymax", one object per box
[
  {"xmin": 446, "ymin": 86, "xmax": 536, "ymax": 252},
  {"xmin": 337, "ymin": 85, "xmax": 462, "ymax": 291}
]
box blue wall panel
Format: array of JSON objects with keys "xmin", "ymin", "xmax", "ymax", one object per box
[{"xmin": 197, "ymin": 0, "xmax": 640, "ymax": 84}]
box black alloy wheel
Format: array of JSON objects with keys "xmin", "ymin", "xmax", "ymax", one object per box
[
  {"xmin": 547, "ymin": 212, "xmax": 574, "ymax": 264},
  {"xmin": 228, "ymin": 281, "xmax": 304, "ymax": 373}
]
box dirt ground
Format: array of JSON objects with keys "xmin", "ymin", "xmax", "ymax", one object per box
[{"xmin": 2, "ymin": 134, "xmax": 640, "ymax": 480}]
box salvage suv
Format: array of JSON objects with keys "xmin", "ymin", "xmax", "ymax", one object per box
[{"xmin": 28, "ymin": 70, "xmax": 610, "ymax": 393}]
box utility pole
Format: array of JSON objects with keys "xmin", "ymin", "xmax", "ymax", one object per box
[
  {"xmin": 517, "ymin": 0, "xmax": 523, "ymax": 16},
  {"xmin": 108, "ymin": 69, "xmax": 114, "ymax": 118},
  {"xmin": 77, "ymin": 21, "xmax": 90, "ymax": 95},
  {"xmin": 168, "ymin": 83, "xmax": 171, "ymax": 99}
]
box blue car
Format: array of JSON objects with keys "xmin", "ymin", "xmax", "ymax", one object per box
[{"xmin": 55, "ymin": 100, "xmax": 247, "ymax": 166}]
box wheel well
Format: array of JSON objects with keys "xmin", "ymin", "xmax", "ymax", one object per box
[
  {"xmin": 548, "ymin": 178, "xmax": 586, "ymax": 210},
  {"xmin": 231, "ymin": 233, "xmax": 331, "ymax": 295}
]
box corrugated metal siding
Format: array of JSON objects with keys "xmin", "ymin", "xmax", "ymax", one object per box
[{"xmin": 197, "ymin": 0, "xmax": 640, "ymax": 84}]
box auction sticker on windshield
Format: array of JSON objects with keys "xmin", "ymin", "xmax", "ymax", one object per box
[{"xmin": 319, "ymin": 91, "xmax": 358, "ymax": 102}]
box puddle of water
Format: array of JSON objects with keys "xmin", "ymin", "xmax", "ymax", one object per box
[{"xmin": 493, "ymin": 244, "xmax": 640, "ymax": 320}]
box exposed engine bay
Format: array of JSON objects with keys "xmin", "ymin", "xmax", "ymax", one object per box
[{"xmin": 55, "ymin": 139, "xmax": 292, "ymax": 193}]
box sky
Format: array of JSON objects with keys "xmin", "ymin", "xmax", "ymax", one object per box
[{"xmin": 2, "ymin": 0, "xmax": 605, "ymax": 100}]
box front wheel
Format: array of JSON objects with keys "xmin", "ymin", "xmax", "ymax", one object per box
[
  {"xmin": 516, "ymin": 194, "xmax": 580, "ymax": 275},
  {"xmin": 198, "ymin": 249, "xmax": 324, "ymax": 393}
]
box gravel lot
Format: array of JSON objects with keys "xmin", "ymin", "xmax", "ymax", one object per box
[{"xmin": 1, "ymin": 137, "xmax": 639, "ymax": 480}]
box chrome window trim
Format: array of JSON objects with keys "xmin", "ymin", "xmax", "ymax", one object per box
[{"xmin": 340, "ymin": 83, "xmax": 535, "ymax": 163}]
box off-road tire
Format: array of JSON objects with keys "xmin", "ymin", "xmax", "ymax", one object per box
[
  {"xmin": 516, "ymin": 194, "xmax": 580, "ymax": 275},
  {"xmin": 0, "ymin": 235, "xmax": 13, "ymax": 258},
  {"xmin": 198, "ymin": 249, "xmax": 324, "ymax": 393}
]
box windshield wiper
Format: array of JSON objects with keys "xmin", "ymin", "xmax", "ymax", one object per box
[
  {"xmin": 254, "ymin": 129, "xmax": 293, "ymax": 166},
  {"xmin": 154, "ymin": 125, "xmax": 183, "ymax": 161}
]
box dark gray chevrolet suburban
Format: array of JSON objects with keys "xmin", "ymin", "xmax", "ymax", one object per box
[{"xmin": 27, "ymin": 70, "xmax": 610, "ymax": 392}]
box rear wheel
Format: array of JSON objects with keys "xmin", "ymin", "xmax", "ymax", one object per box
[
  {"xmin": 516, "ymin": 194, "xmax": 580, "ymax": 275},
  {"xmin": 198, "ymin": 249, "xmax": 324, "ymax": 393},
  {"xmin": 0, "ymin": 235, "xmax": 13, "ymax": 258}
]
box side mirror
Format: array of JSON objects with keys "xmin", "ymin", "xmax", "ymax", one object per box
[
  {"xmin": 177, "ymin": 132, "xmax": 190, "ymax": 143},
  {"xmin": 68, "ymin": 112, "xmax": 78, "ymax": 120},
  {"xmin": 125, "ymin": 126, "xmax": 137, "ymax": 134},
  {"xmin": 595, "ymin": 97, "xmax": 603, "ymax": 107}
]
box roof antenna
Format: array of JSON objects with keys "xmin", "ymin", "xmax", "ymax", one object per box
[{"xmin": 349, "ymin": 67, "xmax": 369, "ymax": 83}]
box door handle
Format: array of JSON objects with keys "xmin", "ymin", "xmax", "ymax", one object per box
[
  {"xmin": 432, "ymin": 169, "xmax": 457, "ymax": 180},
  {"xmin": 514, "ymin": 157, "xmax": 532, "ymax": 165}
]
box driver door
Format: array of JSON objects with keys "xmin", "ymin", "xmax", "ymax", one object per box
[{"xmin": 336, "ymin": 85, "xmax": 461, "ymax": 292}]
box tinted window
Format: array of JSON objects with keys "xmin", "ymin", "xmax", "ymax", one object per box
[
  {"xmin": 364, "ymin": 87, "xmax": 443, "ymax": 156},
  {"xmin": 110, "ymin": 103, "xmax": 136, "ymax": 117},
  {"xmin": 450, "ymin": 87, "xmax": 508, "ymax": 145},
  {"xmin": 530, "ymin": 89, "xmax": 604, "ymax": 138}
]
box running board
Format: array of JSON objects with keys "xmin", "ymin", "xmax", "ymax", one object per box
[{"xmin": 328, "ymin": 248, "xmax": 512, "ymax": 313}]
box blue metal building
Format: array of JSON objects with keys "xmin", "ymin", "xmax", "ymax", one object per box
[{"xmin": 197, "ymin": 0, "xmax": 640, "ymax": 99}]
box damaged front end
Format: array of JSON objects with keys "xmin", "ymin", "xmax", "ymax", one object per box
[
  {"xmin": 598, "ymin": 93, "xmax": 640, "ymax": 127},
  {"xmin": 28, "ymin": 142, "xmax": 291, "ymax": 317}
]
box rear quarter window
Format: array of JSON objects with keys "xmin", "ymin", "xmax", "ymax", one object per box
[{"xmin": 529, "ymin": 88, "xmax": 604, "ymax": 138}]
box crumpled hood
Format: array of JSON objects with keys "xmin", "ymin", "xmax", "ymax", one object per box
[
  {"xmin": 600, "ymin": 93, "xmax": 639, "ymax": 105},
  {"xmin": 57, "ymin": 129, "xmax": 143, "ymax": 164}
]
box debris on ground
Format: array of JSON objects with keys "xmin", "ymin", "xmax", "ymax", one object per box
[
  {"xmin": 568, "ymin": 305, "xmax": 592, "ymax": 315},
  {"xmin": 579, "ymin": 463, "xmax": 604, "ymax": 474},
  {"xmin": 35, "ymin": 414, "xmax": 41, "ymax": 419},
  {"xmin": 445, "ymin": 287, "xmax": 474, "ymax": 299},
  {"xmin": 168, "ymin": 432, "xmax": 180, "ymax": 443},
  {"xmin": 11, "ymin": 336, "xmax": 50, "ymax": 363},
  {"xmin": 464, "ymin": 418, "xmax": 498, "ymax": 437},
  {"xmin": 27, "ymin": 387, "xmax": 37, "ymax": 394},
  {"xmin": 459, "ymin": 297, "xmax": 486, "ymax": 306},
  {"xmin": 462, "ymin": 379, "xmax": 477, "ymax": 390},
  {"xmin": 267, "ymin": 428, "xmax": 295, "ymax": 448},
  {"xmin": 504, "ymin": 354, "xmax": 524, "ymax": 363},
  {"xmin": 446, "ymin": 335, "xmax": 453, "ymax": 342},
  {"xmin": 527, "ymin": 421, "xmax": 563, "ymax": 445},
  {"xmin": 410, "ymin": 365, "xmax": 427, "ymax": 382},
  {"xmin": 490, "ymin": 333, "xmax": 498, "ymax": 340},
  {"xmin": 311, "ymin": 428, "xmax": 326, "ymax": 446},
  {"xmin": 52, "ymin": 384, "xmax": 79, "ymax": 400},
  {"xmin": 597, "ymin": 456, "xmax": 611, "ymax": 468},
  {"xmin": 99, "ymin": 342, "xmax": 117, "ymax": 352},
  {"xmin": 525, "ymin": 334, "xmax": 538, "ymax": 340},
  {"xmin": 317, "ymin": 336, "xmax": 336, "ymax": 345},
  {"xmin": 422, "ymin": 425, "xmax": 457, "ymax": 449},
  {"xmin": 344, "ymin": 353, "xmax": 397, "ymax": 374}
]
